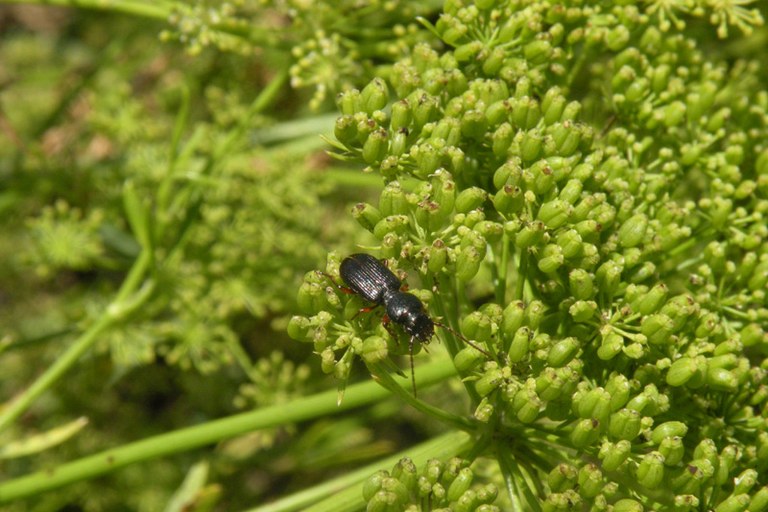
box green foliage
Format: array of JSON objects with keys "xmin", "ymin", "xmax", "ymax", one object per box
[{"xmin": 1, "ymin": 0, "xmax": 767, "ymax": 511}]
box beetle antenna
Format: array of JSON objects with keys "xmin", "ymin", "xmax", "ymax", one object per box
[
  {"xmin": 409, "ymin": 336, "xmax": 417, "ymax": 397},
  {"xmin": 433, "ymin": 321, "xmax": 493, "ymax": 359}
]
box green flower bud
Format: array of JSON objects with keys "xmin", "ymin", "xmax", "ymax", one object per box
[
  {"xmin": 415, "ymin": 198, "xmax": 444, "ymax": 233},
  {"xmin": 454, "ymin": 40, "xmax": 483, "ymax": 62},
  {"xmin": 608, "ymin": 408, "xmax": 642, "ymax": 441},
  {"xmin": 572, "ymin": 217, "xmax": 603, "ymax": 242},
  {"xmin": 577, "ymin": 464, "xmax": 603, "ymax": 499},
  {"xmin": 558, "ymin": 99, "xmax": 579, "ymax": 121},
  {"xmin": 530, "ymin": 160, "xmax": 556, "ymax": 195},
  {"xmin": 524, "ymin": 39, "xmax": 553, "ymax": 65},
  {"xmin": 447, "ymin": 468, "xmax": 473, "ymax": 502},
  {"xmin": 490, "ymin": 122, "xmax": 514, "ymax": 158},
  {"xmin": 714, "ymin": 494, "xmax": 751, "ymax": 512},
  {"xmin": 493, "ymin": 185, "xmax": 524, "ymax": 216},
  {"xmin": 707, "ymin": 366, "xmax": 738, "ymax": 392},
  {"xmin": 482, "ymin": 47, "xmax": 505, "ymax": 76},
  {"xmin": 455, "ymin": 187, "xmax": 487, "ymax": 213},
  {"xmin": 511, "ymin": 96, "xmax": 541, "ymax": 130},
  {"xmin": 287, "ymin": 315, "xmax": 312, "ymax": 342},
  {"xmin": 748, "ymin": 261, "xmax": 768, "ymax": 291},
  {"xmin": 548, "ymin": 463, "xmax": 577, "ymax": 492},
  {"xmin": 369, "ymin": 485, "xmax": 408, "ymax": 511},
  {"xmin": 606, "ymin": 24, "xmax": 630, "ymax": 51},
  {"xmin": 662, "ymin": 100, "xmax": 686, "ymax": 127},
  {"xmin": 427, "ymin": 240, "xmax": 448, "ymax": 274},
  {"xmin": 492, "ymin": 160, "xmax": 522, "ymax": 189},
  {"xmin": 392, "ymin": 457, "xmax": 418, "ymax": 492},
  {"xmin": 454, "ymin": 490, "xmax": 482, "ymax": 512},
  {"xmin": 390, "ymin": 99, "xmax": 411, "ymax": 131},
  {"xmin": 461, "ymin": 311, "xmax": 493, "ymax": 344},
  {"xmin": 362, "ymin": 336, "xmax": 389, "ymax": 364},
  {"xmin": 599, "ymin": 440, "xmax": 631, "ymax": 471},
  {"xmin": 569, "ymin": 300, "xmax": 597, "ymax": 323},
  {"xmin": 475, "ymin": 367, "xmax": 504, "ymax": 397},
  {"xmin": 557, "ymin": 229, "xmax": 584, "ymax": 259},
  {"xmin": 536, "ymin": 368, "xmax": 567, "ymax": 401},
  {"xmin": 501, "ymin": 299, "xmax": 525, "ymax": 334},
  {"xmin": 424, "ymin": 459, "xmax": 443, "ymax": 485},
  {"xmin": 750, "ymin": 487, "xmax": 768, "ymax": 512},
  {"xmin": 637, "ymin": 452, "xmax": 665, "ymax": 489},
  {"xmin": 431, "ymin": 116, "xmax": 462, "ymax": 146},
  {"xmin": 694, "ymin": 439, "xmax": 718, "ymax": 465},
  {"xmin": 568, "ymin": 269, "xmax": 594, "ymax": 300},
  {"xmin": 334, "ymin": 114, "xmax": 358, "ymax": 145},
  {"xmin": 351, "ymin": 202, "xmax": 383, "ymax": 232},
  {"xmin": 411, "ymin": 143, "xmax": 442, "ymax": 178},
  {"xmin": 519, "ymin": 131, "xmax": 543, "ymax": 163},
  {"xmin": 507, "ymin": 326, "xmax": 530, "ymax": 363},
  {"xmin": 338, "ymin": 88, "xmax": 361, "ymax": 116},
  {"xmin": 641, "ymin": 313, "xmax": 674, "ymax": 346},
  {"xmin": 542, "ymin": 87, "xmax": 567, "ymax": 126},
  {"xmin": 526, "ymin": 300, "xmax": 546, "ymax": 330},
  {"xmin": 625, "ymin": 77, "xmax": 650, "ymax": 104},
  {"xmin": 385, "ymin": 128, "xmax": 409, "ymax": 160},
  {"xmin": 570, "ymin": 418, "xmax": 601, "ymax": 448},
  {"xmin": 733, "ymin": 469, "xmax": 758, "ymax": 495},
  {"xmin": 298, "ymin": 280, "xmax": 327, "ymax": 314},
  {"xmin": 456, "ymin": 246, "xmax": 483, "ymax": 282},
  {"xmin": 543, "ymin": 490, "xmax": 582, "ymax": 512},
  {"xmin": 622, "ymin": 342, "xmax": 646, "ymax": 360},
  {"xmin": 512, "ymin": 386, "xmax": 542, "ymax": 423},
  {"xmin": 359, "ymin": 78, "xmax": 389, "ymax": 115},
  {"xmin": 461, "ymin": 109, "xmax": 488, "ymax": 140},
  {"xmin": 379, "ymin": 233, "xmax": 400, "ymax": 259},
  {"xmin": 548, "ymin": 337, "xmax": 579, "ymax": 367},
  {"xmin": 538, "ymin": 244, "xmax": 564, "ymax": 274},
  {"xmin": 379, "ymin": 181, "xmax": 408, "ymax": 216},
  {"xmin": 474, "ymin": 397, "xmax": 494, "ymax": 423},
  {"xmin": 362, "ymin": 128, "xmax": 388, "ymax": 164},
  {"xmin": 612, "ymin": 499, "xmax": 643, "ymax": 512},
  {"xmin": 410, "ymin": 91, "xmax": 440, "ymax": 132},
  {"xmin": 659, "ymin": 436, "xmax": 685, "ymax": 466},
  {"xmin": 635, "ymin": 283, "xmax": 668, "ymax": 315},
  {"xmin": 666, "ymin": 357, "xmax": 698, "ymax": 387},
  {"xmin": 363, "ymin": 470, "xmax": 389, "ymax": 501},
  {"xmin": 373, "ymin": 215, "xmax": 409, "ymax": 239},
  {"xmin": 651, "ymin": 421, "xmax": 688, "ymax": 445},
  {"xmin": 515, "ymin": 220, "xmax": 546, "ymax": 248},
  {"xmin": 605, "ymin": 374, "xmax": 630, "ymax": 411},
  {"xmin": 537, "ymin": 199, "xmax": 572, "ymax": 229},
  {"xmin": 441, "ymin": 457, "xmax": 465, "ymax": 486},
  {"xmin": 548, "ymin": 122, "xmax": 582, "ymax": 157},
  {"xmin": 596, "ymin": 260, "xmax": 623, "ymax": 298},
  {"xmin": 618, "ymin": 213, "xmax": 648, "ymax": 248},
  {"xmin": 558, "ymin": 179, "xmax": 583, "ymax": 205},
  {"xmin": 474, "ymin": 220, "xmax": 503, "ymax": 242}
]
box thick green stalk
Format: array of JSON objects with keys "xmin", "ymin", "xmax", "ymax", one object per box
[{"xmin": 0, "ymin": 359, "xmax": 457, "ymax": 502}]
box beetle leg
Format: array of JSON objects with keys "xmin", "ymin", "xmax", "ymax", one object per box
[
  {"xmin": 316, "ymin": 270, "xmax": 355, "ymax": 295},
  {"xmin": 408, "ymin": 335, "xmax": 417, "ymax": 397}
]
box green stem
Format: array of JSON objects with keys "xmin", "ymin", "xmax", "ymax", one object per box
[
  {"xmin": 368, "ymin": 361, "xmax": 476, "ymax": 432},
  {"xmin": 0, "ymin": 359, "xmax": 455, "ymax": 502},
  {"xmin": 18, "ymin": 0, "xmax": 174, "ymax": 19},
  {"xmin": 0, "ymin": 250, "xmax": 154, "ymax": 434}
]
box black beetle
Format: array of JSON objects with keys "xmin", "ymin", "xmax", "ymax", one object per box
[
  {"xmin": 324, "ymin": 253, "xmax": 490, "ymax": 395},
  {"xmin": 339, "ymin": 253, "xmax": 435, "ymax": 344}
]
